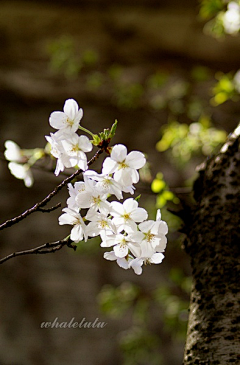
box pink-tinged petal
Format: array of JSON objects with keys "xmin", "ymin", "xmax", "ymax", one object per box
[
  {"xmin": 111, "ymin": 144, "xmax": 127, "ymax": 162},
  {"xmin": 130, "ymin": 207, "xmax": 148, "ymax": 222},
  {"xmin": 114, "ymin": 244, "xmax": 128, "ymax": 258},
  {"xmin": 102, "ymin": 157, "xmax": 118, "ymax": 174},
  {"xmin": 150, "ymin": 252, "xmax": 164, "ymax": 264},
  {"xmin": 63, "ymin": 99, "xmax": 79, "ymax": 119},
  {"xmin": 49, "ymin": 111, "xmax": 66, "ymax": 129},
  {"xmin": 126, "ymin": 151, "xmax": 146, "ymax": 169}
]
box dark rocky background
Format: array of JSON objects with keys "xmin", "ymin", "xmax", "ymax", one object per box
[{"xmin": 0, "ymin": 1, "xmax": 240, "ymax": 364}]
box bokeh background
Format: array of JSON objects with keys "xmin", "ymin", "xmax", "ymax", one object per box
[{"xmin": 0, "ymin": 1, "xmax": 240, "ymax": 364}]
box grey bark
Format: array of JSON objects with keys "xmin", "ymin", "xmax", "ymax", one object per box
[{"xmin": 183, "ymin": 125, "xmax": 240, "ymax": 364}]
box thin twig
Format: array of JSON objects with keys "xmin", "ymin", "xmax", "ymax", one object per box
[
  {"xmin": 0, "ymin": 236, "xmax": 75, "ymax": 265},
  {"xmin": 38, "ymin": 202, "xmax": 61, "ymax": 213},
  {"xmin": 0, "ymin": 147, "xmax": 105, "ymax": 231}
]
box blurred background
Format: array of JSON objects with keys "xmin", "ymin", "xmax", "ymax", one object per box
[{"xmin": 0, "ymin": 0, "xmax": 240, "ymax": 364}]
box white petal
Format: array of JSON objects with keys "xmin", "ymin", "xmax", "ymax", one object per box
[
  {"xmin": 111, "ymin": 201, "xmax": 124, "ymax": 216},
  {"xmin": 49, "ymin": 111, "xmax": 66, "ymax": 129},
  {"xmin": 63, "ymin": 99, "xmax": 79, "ymax": 119},
  {"xmin": 130, "ymin": 207, "xmax": 148, "ymax": 222},
  {"xmin": 114, "ymin": 244, "xmax": 128, "ymax": 258},
  {"xmin": 70, "ymin": 224, "xmax": 83, "ymax": 242},
  {"xmin": 158, "ymin": 221, "xmax": 168, "ymax": 235},
  {"xmin": 138, "ymin": 220, "xmax": 155, "ymax": 233},
  {"xmin": 123, "ymin": 198, "xmax": 137, "ymax": 212},
  {"xmin": 111, "ymin": 144, "xmax": 127, "ymax": 162},
  {"xmin": 78, "ymin": 135, "xmax": 93, "ymax": 152},
  {"xmin": 126, "ymin": 151, "xmax": 146, "ymax": 169},
  {"xmin": 116, "ymin": 257, "xmax": 129, "ymax": 269},
  {"xmin": 150, "ymin": 252, "xmax": 164, "ymax": 264},
  {"xmin": 155, "ymin": 235, "xmax": 167, "ymax": 252},
  {"xmin": 129, "ymin": 258, "xmax": 143, "ymax": 275},
  {"xmin": 4, "ymin": 140, "xmax": 22, "ymax": 162},
  {"xmin": 103, "ymin": 251, "xmax": 117, "ymax": 261},
  {"xmin": 102, "ymin": 157, "xmax": 118, "ymax": 174},
  {"xmin": 156, "ymin": 209, "xmax": 161, "ymax": 221},
  {"xmin": 58, "ymin": 213, "xmax": 74, "ymax": 226}
]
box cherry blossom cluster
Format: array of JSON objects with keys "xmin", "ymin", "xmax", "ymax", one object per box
[{"xmin": 4, "ymin": 98, "xmax": 168, "ymax": 274}]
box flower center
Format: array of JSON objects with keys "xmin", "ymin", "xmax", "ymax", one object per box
[
  {"xmin": 122, "ymin": 213, "xmax": 130, "ymax": 221},
  {"xmin": 99, "ymin": 220, "xmax": 107, "ymax": 229},
  {"xmin": 71, "ymin": 144, "xmax": 80, "ymax": 152},
  {"xmin": 118, "ymin": 160, "xmax": 128, "ymax": 170},
  {"xmin": 120, "ymin": 238, "xmax": 127, "ymax": 248},
  {"xmin": 92, "ymin": 196, "xmax": 101, "ymax": 205},
  {"xmin": 65, "ymin": 117, "xmax": 74, "ymax": 127},
  {"xmin": 145, "ymin": 232, "xmax": 155, "ymax": 243}
]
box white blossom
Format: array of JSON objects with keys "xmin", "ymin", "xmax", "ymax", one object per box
[
  {"xmin": 58, "ymin": 207, "xmax": 87, "ymax": 242},
  {"xmin": 8, "ymin": 162, "xmax": 33, "ymax": 187},
  {"xmin": 61, "ymin": 133, "xmax": 92, "ymax": 171},
  {"xmin": 49, "ymin": 99, "xmax": 83, "ymax": 132},
  {"xmin": 102, "ymin": 144, "xmax": 146, "ymax": 187},
  {"xmin": 86, "ymin": 210, "xmax": 116, "ymax": 237},
  {"xmin": 4, "ymin": 140, "xmax": 24, "ymax": 163},
  {"xmin": 110, "ymin": 198, "xmax": 148, "ymax": 232},
  {"xmin": 222, "ymin": 2, "xmax": 240, "ymax": 34},
  {"xmin": 67, "ymin": 181, "xmax": 86, "ymax": 210},
  {"xmin": 76, "ymin": 178, "xmax": 111, "ymax": 215},
  {"xmin": 129, "ymin": 253, "xmax": 165, "ymax": 275},
  {"xmin": 84, "ymin": 170, "xmax": 123, "ymax": 200},
  {"xmin": 101, "ymin": 231, "xmax": 142, "ymax": 258}
]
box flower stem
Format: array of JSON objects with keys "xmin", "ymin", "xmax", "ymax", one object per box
[{"xmin": 79, "ymin": 126, "xmax": 95, "ymax": 138}]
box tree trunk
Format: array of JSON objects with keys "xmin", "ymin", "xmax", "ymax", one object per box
[{"xmin": 183, "ymin": 125, "xmax": 240, "ymax": 364}]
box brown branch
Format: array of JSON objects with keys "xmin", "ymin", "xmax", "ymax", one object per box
[
  {"xmin": 0, "ymin": 236, "xmax": 76, "ymax": 265},
  {"xmin": 0, "ymin": 147, "xmax": 105, "ymax": 231},
  {"xmin": 38, "ymin": 202, "xmax": 61, "ymax": 213}
]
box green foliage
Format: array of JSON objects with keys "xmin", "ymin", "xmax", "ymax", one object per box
[
  {"xmin": 156, "ymin": 117, "xmax": 227, "ymax": 165},
  {"xmin": 98, "ymin": 266, "xmax": 191, "ymax": 362},
  {"xmin": 154, "ymin": 268, "xmax": 191, "ymax": 340},
  {"xmin": 199, "ymin": 0, "xmax": 240, "ymax": 38},
  {"xmin": 211, "ymin": 71, "xmax": 239, "ymax": 105},
  {"xmin": 199, "ymin": 0, "xmax": 225, "ymax": 19},
  {"xmin": 119, "ymin": 326, "xmax": 163, "ymax": 365},
  {"xmin": 114, "ymin": 83, "xmax": 144, "ymax": 109},
  {"xmin": 151, "ymin": 172, "xmax": 180, "ymax": 209},
  {"xmin": 98, "ymin": 282, "xmax": 139, "ymax": 318},
  {"xmin": 46, "ymin": 36, "xmax": 98, "ymax": 78}
]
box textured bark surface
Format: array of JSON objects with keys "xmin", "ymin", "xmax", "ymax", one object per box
[{"xmin": 183, "ymin": 125, "xmax": 240, "ymax": 364}]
